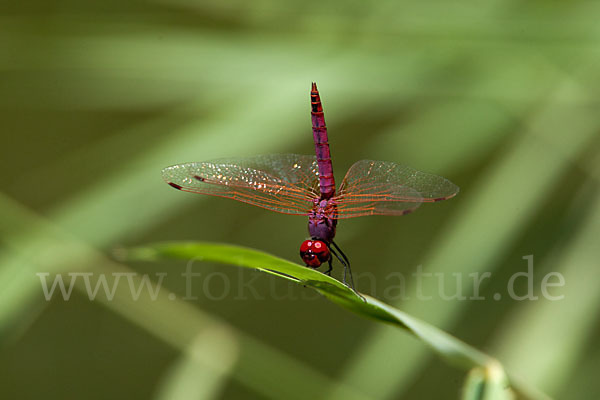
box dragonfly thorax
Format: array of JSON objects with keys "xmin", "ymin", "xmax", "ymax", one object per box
[{"xmin": 308, "ymin": 198, "xmax": 337, "ymax": 243}]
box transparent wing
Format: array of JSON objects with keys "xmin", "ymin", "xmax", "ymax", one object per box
[
  {"xmin": 162, "ymin": 154, "xmax": 320, "ymax": 215},
  {"xmin": 334, "ymin": 160, "xmax": 459, "ymax": 218}
]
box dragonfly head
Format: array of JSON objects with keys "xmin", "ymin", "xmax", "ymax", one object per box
[{"xmin": 300, "ymin": 239, "xmax": 330, "ymax": 268}]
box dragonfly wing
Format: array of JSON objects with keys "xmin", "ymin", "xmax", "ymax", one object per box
[
  {"xmin": 162, "ymin": 154, "xmax": 320, "ymax": 215},
  {"xmin": 334, "ymin": 160, "xmax": 459, "ymax": 218}
]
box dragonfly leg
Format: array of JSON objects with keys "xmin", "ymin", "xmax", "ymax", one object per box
[
  {"xmin": 329, "ymin": 241, "xmax": 364, "ymax": 301},
  {"xmin": 328, "ymin": 246, "xmax": 347, "ymax": 283},
  {"xmin": 324, "ymin": 258, "xmax": 333, "ymax": 276},
  {"xmin": 330, "ymin": 241, "xmax": 353, "ymax": 284}
]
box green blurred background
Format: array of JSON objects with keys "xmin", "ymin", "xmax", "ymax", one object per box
[{"xmin": 1, "ymin": 1, "xmax": 599, "ymax": 399}]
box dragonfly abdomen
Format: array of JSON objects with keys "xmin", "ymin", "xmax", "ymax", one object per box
[{"xmin": 311, "ymin": 82, "xmax": 336, "ymax": 199}]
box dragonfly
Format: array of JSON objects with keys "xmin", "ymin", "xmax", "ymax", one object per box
[{"xmin": 162, "ymin": 83, "xmax": 459, "ymax": 289}]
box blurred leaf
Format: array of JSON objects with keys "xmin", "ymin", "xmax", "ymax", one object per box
[
  {"xmin": 0, "ymin": 194, "xmax": 368, "ymax": 400},
  {"xmin": 330, "ymin": 67, "xmax": 600, "ymax": 400},
  {"xmin": 462, "ymin": 366, "xmax": 514, "ymax": 400},
  {"xmin": 490, "ymin": 177, "xmax": 600, "ymax": 395},
  {"xmin": 153, "ymin": 326, "xmax": 239, "ymax": 400},
  {"xmin": 3, "ymin": 1, "xmax": 600, "ymax": 399}
]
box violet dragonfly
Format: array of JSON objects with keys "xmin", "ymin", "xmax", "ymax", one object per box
[{"xmin": 162, "ymin": 83, "xmax": 459, "ymax": 289}]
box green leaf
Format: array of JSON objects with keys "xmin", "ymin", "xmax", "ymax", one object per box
[
  {"xmin": 125, "ymin": 241, "xmax": 364, "ymax": 304},
  {"xmin": 125, "ymin": 241, "xmax": 529, "ymax": 398}
]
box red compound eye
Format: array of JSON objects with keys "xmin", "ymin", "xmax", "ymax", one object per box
[{"xmin": 299, "ymin": 240, "xmax": 331, "ymax": 268}]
